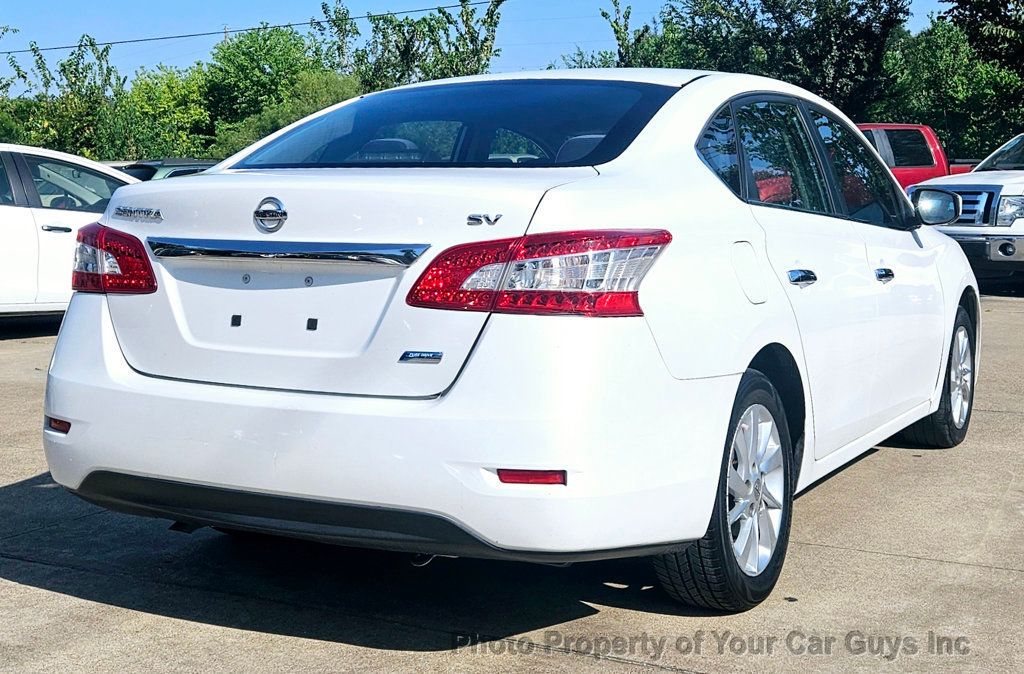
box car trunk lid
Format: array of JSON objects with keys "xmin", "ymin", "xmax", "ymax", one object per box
[{"xmin": 103, "ymin": 168, "xmax": 596, "ymax": 397}]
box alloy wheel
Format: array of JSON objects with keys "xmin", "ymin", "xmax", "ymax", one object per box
[
  {"xmin": 727, "ymin": 404, "xmax": 786, "ymax": 577},
  {"xmin": 949, "ymin": 326, "xmax": 973, "ymax": 429}
]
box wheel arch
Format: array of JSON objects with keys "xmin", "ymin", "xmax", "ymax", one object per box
[{"xmin": 748, "ymin": 343, "xmax": 806, "ymax": 485}]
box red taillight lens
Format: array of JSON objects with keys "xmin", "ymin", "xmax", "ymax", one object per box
[
  {"xmin": 72, "ymin": 223, "xmax": 157, "ymax": 294},
  {"xmin": 407, "ymin": 229, "xmax": 671, "ymax": 317}
]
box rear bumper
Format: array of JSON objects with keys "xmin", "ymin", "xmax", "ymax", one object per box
[
  {"xmin": 71, "ymin": 471, "xmax": 688, "ymax": 563},
  {"xmin": 44, "ymin": 294, "xmax": 740, "ymax": 559}
]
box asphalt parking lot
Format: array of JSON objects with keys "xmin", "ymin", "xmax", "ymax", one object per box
[{"xmin": 1, "ymin": 283, "xmax": 1022, "ymax": 672}]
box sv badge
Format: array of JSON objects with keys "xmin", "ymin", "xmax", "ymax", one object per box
[{"xmin": 467, "ymin": 213, "xmax": 503, "ymax": 226}]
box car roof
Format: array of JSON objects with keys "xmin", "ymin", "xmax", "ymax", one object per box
[
  {"xmin": 0, "ymin": 143, "xmax": 140, "ymax": 183},
  {"xmin": 393, "ymin": 68, "xmax": 717, "ymax": 91}
]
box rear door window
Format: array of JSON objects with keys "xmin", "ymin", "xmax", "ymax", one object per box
[
  {"xmin": 885, "ymin": 129, "xmax": 934, "ymax": 167},
  {"xmin": 735, "ymin": 99, "xmax": 831, "ymax": 214}
]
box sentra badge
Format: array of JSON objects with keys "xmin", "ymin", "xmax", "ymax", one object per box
[{"xmin": 114, "ymin": 206, "xmax": 163, "ymax": 222}]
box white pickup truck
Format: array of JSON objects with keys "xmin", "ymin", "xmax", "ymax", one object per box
[{"xmin": 913, "ymin": 133, "xmax": 1024, "ymax": 279}]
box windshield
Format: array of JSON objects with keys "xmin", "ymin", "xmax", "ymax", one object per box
[
  {"xmin": 976, "ymin": 134, "xmax": 1024, "ymax": 171},
  {"xmin": 235, "ymin": 80, "xmax": 677, "ymax": 169}
]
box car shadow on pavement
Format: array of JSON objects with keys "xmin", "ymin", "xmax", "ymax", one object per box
[
  {"xmin": 0, "ymin": 315, "xmax": 63, "ymax": 341},
  {"xmin": 978, "ymin": 276, "xmax": 1024, "ymax": 298},
  {"xmin": 0, "ymin": 472, "xmax": 728, "ymax": 651}
]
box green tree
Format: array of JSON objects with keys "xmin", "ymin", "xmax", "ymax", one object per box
[
  {"xmin": 210, "ymin": 70, "xmax": 359, "ymax": 157},
  {"xmin": 16, "ymin": 36, "xmax": 127, "ymax": 159},
  {"xmin": 115, "ymin": 65, "xmax": 211, "ymax": 158},
  {"xmin": 566, "ymin": 0, "xmax": 910, "ymax": 119},
  {"xmin": 869, "ymin": 18, "xmax": 1023, "ymax": 158},
  {"xmin": 311, "ymin": 0, "xmax": 506, "ymax": 92},
  {"xmin": 206, "ymin": 25, "xmax": 321, "ymax": 123},
  {"xmin": 942, "ymin": 1, "xmax": 1024, "ymax": 74}
]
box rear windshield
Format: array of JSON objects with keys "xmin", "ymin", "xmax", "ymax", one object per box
[{"xmin": 235, "ymin": 80, "xmax": 677, "ymax": 169}]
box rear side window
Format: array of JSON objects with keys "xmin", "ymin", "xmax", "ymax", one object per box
[
  {"xmin": 236, "ymin": 80, "xmax": 677, "ymax": 169},
  {"xmin": 735, "ymin": 99, "xmax": 830, "ymax": 214},
  {"xmin": 811, "ymin": 112, "xmax": 911, "ymax": 228},
  {"xmin": 885, "ymin": 129, "xmax": 934, "ymax": 167},
  {"xmin": 697, "ymin": 106, "xmax": 741, "ymax": 196}
]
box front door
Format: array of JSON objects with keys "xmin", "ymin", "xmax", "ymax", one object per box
[{"xmin": 808, "ymin": 110, "xmax": 947, "ymax": 418}]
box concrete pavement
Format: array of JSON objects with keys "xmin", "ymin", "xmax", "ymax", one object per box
[{"xmin": 1, "ymin": 288, "xmax": 1021, "ymax": 672}]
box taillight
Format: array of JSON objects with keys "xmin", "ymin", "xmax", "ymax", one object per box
[
  {"xmin": 407, "ymin": 229, "xmax": 670, "ymax": 317},
  {"xmin": 72, "ymin": 223, "xmax": 157, "ymax": 294}
]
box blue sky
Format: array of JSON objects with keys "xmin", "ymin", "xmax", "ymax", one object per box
[{"xmin": 0, "ymin": 0, "xmax": 945, "ymax": 81}]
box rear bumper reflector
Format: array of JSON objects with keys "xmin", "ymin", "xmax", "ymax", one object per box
[{"xmin": 496, "ymin": 469, "xmax": 567, "ymax": 485}]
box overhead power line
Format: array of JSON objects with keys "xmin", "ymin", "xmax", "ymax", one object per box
[{"xmin": 0, "ymin": 1, "xmax": 491, "ymax": 56}]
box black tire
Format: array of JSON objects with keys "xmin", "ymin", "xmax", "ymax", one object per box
[
  {"xmin": 653, "ymin": 369, "xmax": 794, "ymax": 612},
  {"xmin": 893, "ymin": 306, "xmax": 975, "ymax": 449}
]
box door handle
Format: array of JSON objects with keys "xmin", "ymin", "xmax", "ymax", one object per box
[
  {"xmin": 787, "ymin": 269, "xmax": 818, "ymax": 287},
  {"xmin": 41, "ymin": 225, "xmax": 73, "ymax": 233},
  {"xmin": 875, "ymin": 268, "xmax": 895, "ymax": 284}
]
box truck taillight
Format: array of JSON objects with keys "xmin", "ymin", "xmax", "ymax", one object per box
[
  {"xmin": 407, "ymin": 229, "xmax": 671, "ymax": 317},
  {"xmin": 72, "ymin": 223, "xmax": 157, "ymax": 294}
]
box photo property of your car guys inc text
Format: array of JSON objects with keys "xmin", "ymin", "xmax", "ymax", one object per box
[{"xmin": 1, "ymin": 0, "xmax": 1022, "ymax": 672}]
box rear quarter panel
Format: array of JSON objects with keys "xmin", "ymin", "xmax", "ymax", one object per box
[{"xmin": 527, "ymin": 75, "xmax": 808, "ymax": 385}]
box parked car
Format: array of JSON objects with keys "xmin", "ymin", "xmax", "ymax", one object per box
[
  {"xmin": 0, "ymin": 144, "xmax": 137, "ymax": 316},
  {"xmin": 43, "ymin": 70, "xmax": 979, "ymax": 612},
  {"xmin": 911, "ymin": 132, "xmax": 1024, "ymax": 278},
  {"xmin": 107, "ymin": 158, "xmax": 217, "ymax": 181},
  {"xmin": 857, "ymin": 123, "xmax": 975, "ymax": 189}
]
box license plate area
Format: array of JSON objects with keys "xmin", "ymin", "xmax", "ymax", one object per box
[{"xmin": 163, "ymin": 261, "xmax": 401, "ymax": 358}]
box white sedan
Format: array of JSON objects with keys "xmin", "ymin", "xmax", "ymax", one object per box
[
  {"xmin": 42, "ymin": 70, "xmax": 978, "ymax": 611},
  {"xmin": 0, "ymin": 144, "xmax": 136, "ymax": 315}
]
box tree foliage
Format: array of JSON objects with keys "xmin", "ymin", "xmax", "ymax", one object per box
[
  {"xmin": 1, "ymin": 1, "xmax": 1021, "ymax": 163},
  {"xmin": 311, "ymin": 0, "xmax": 506, "ymax": 92},
  {"xmin": 566, "ymin": 1, "xmax": 1018, "ymax": 156},
  {"xmin": 942, "ymin": 0, "xmax": 1024, "ymax": 74},
  {"xmin": 206, "ymin": 25, "xmax": 321, "ymax": 124},
  {"xmin": 210, "ymin": 70, "xmax": 359, "ymax": 158},
  {"xmin": 869, "ymin": 19, "xmax": 1024, "ymax": 158}
]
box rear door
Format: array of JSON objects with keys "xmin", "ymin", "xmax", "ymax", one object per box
[
  {"xmin": 0, "ymin": 153, "xmax": 38, "ymax": 306},
  {"xmin": 733, "ymin": 96, "xmax": 885, "ymax": 457},
  {"xmin": 808, "ymin": 111, "xmax": 946, "ymax": 419},
  {"xmin": 16, "ymin": 152, "xmax": 129, "ymax": 304}
]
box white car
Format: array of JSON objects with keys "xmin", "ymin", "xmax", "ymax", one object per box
[
  {"xmin": 0, "ymin": 144, "xmax": 137, "ymax": 315},
  {"xmin": 43, "ymin": 70, "xmax": 978, "ymax": 611}
]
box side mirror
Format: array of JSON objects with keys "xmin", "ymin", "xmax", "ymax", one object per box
[{"xmin": 912, "ymin": 188, "xmax": 962, "ymax": 226}]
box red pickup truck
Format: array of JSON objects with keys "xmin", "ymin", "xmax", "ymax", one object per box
[{"xmin": 857, "ymin": 123, "xmax": 975, "ymax": 189}]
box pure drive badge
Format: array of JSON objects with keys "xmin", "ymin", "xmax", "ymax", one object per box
[{"xmin": 399, "ymin": 351, "xmax": 443, "ymax": 364}]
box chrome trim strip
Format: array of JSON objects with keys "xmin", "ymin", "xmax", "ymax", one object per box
[
  {"xmin": 948, "ymin": 234, "xmax": 1024, "ymax": 243},
  {"xmin": 147, "ymin": 237, "xmax": 430, "ymax": 267}
]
